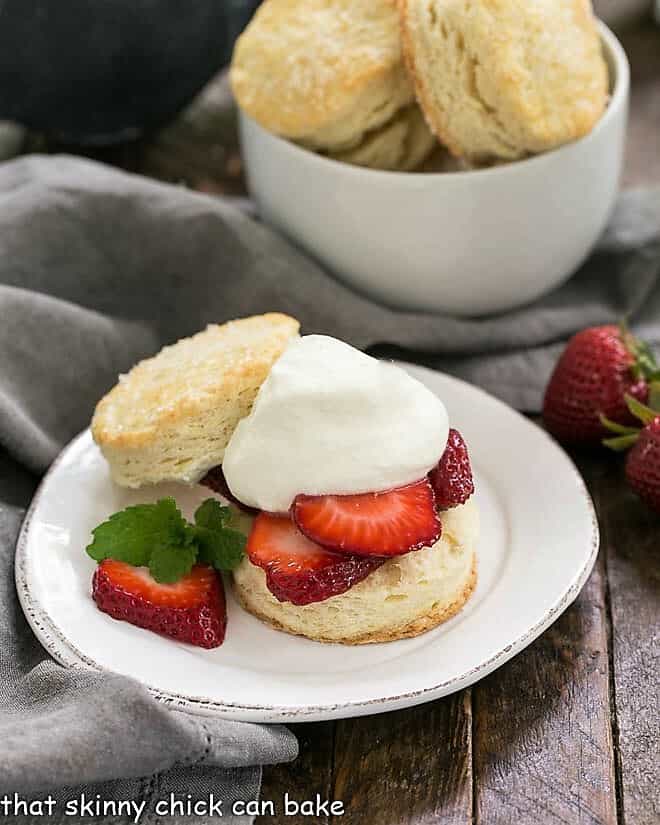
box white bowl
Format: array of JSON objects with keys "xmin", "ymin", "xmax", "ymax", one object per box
[{"xmin": 239, "ymin": 23, "xmax": 629, "ymax": 317}]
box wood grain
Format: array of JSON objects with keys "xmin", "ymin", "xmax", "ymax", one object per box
[
  {"xmin": 472, "ymin": 523, "xmax": 617, "ymax": 824},
  {"xmin": 592, "ymin": 457, "xmax": 660, "ymax": 825},
  {"xmin": 331, "ymin": 693, "xmax": 472, "ymax": 824},
  {"xmin": 258, "ymin": 722, "xmax": 336, "ymax": 825}
]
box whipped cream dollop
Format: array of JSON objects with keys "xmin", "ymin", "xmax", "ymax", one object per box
[{"xmin": 222, "ymin": 335, "xmax": 449, "ymax": 513}]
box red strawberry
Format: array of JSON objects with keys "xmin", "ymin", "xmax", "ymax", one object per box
[
  {"xmin": 543, "ymin": 324, "xmax": 658, "ymax": 445},
  {"xmin": 603, "ymin": 395, "xmax": 660, "ymax": 513},
  {"xmin": 429, "ymin": 428, "xmax": 474, "ymax": 509},
  {"xmin": 246, "ymin": 512, "xmax": 384, "ymax": 605},
  {"xmin": 626, "ymin": 418, "xmax": 660, "ymax": 512},
  {"xmin": 292, "ymin": 478, "xmax": 441, "ymax": 557},
  {"xmin": 200, "ymin": 465, "xmax": 257, "ymax": 514},
  {"xmin": 92, "ymin": 561, "xmax": 227, "ymax": 648}
]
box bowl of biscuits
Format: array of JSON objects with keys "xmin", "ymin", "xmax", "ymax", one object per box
[{"xmin": 230, "ymin": 0, "xmax": 629, "ymax": 317}]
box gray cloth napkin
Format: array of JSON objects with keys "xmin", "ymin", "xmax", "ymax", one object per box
[
  {"xmin": 0, "ymin": 445, "xmax": 297, "ymax": 825},
  {"xmin": 0, "ymin": 154, "xmax": 659, "ymax": 820}
]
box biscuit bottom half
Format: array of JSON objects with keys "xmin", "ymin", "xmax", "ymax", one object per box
[{"xmin": 232, "ymin": 498, "xmax": 479, "ymax": 645}]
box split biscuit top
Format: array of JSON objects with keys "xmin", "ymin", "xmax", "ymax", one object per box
[
  {"xmin": 91, "ymin": 313, "xmax": 300, "ymax": 488},
  {"xmin": 230, "ymin": 0, "xmax": 415, "ymax": 153},
  {"xmin": 399, "ymin": 0, "xmax": 609, "ymax": 162}
]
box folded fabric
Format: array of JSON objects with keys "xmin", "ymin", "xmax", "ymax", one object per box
[
  {"xmin": 0, "ymin": 154, "xmax": 658, "ymax": 822},
  {"xmin": 0, "ymin": 447, "xmax": 296, "ymax": 825},
  {"xmin": 1, "ymin": 157, "xmax": 659, "ymax": 478}
]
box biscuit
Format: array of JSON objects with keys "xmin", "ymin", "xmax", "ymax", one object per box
[
  {"xmin": 233, "ymin": 498, "xmax": 479, "ymax": 644},
  {"xmin": 91, "ymin": 314, "xmax": 300, "ymax": 488},
  {"xmin": 399, "ymin": 0, "xmax": 608, "ymax": 162},
  {"xmin": 230, "ymin": 0, "xmax": 415, "ymax": 152},
  {"xmin": 328, "ymin": 105, "xmax": 436, "ymax": 171}
]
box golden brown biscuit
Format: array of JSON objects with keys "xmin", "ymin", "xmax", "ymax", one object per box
[
  {"xmin": 230, "ymin": 0, "xmax": 415, "ymax": 152},
  {"xmin": 399, "ymin": 0, "xmax": 608, "ymax": 162},
  {"xmin": 327, "ymin": 105, "xmax": 436, "ymax": 171},
  {"xmin": 92, "ymin": 314, "xmax": 300, "ymax": 488},
  {"xmin": 233, "ymin": 498, "xmax": 479, "ymax": 644}
]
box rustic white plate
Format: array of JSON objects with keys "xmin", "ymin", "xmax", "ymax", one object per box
[{"xmin": 15, "ymin": 366, "xmax": 599, "ymax": 723}]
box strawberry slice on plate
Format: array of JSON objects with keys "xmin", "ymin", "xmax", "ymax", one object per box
[
  {"xmin": 246, "ymin": 513, "xmax": 384, "ymax": 605},
  {"xmin": 429, "ymin": 428, "xmax": 475, "ymax": 509},
  {"xmin": 92, "ymin": 560, "xmax": 227, "ymax": 648},
  {"xmin": 292, "ymin": 478, "xmax": 441, "ymax": 557}
]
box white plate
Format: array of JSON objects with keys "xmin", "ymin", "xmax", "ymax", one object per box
[{"xmin": 15, "ymin": 366, "xmax": 598, "ymax": 723}]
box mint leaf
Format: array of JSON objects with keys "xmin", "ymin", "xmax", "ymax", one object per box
[
  {"xmin": 148, "ymin": 542, "xmax": 197, "ymax": 584},
  {"xmin": 87, "ymin": 497, "xmax": 248, "ymax": 582},
  {"xmin": 196, "ymin": 526, "xmax": 246, "ymax": 571},
  {"xmin": 86, "ymin": 498, "xmax": 188, "ymax": 565},
  {"xmin": 194, "ymin": 499, "xmax": 247, "ymax": 570},
  {"xmin": 194, "ymin": 499, "xmax": 232, "ymax": 532}
]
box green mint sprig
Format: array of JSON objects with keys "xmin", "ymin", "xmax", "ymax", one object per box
[{"xmin": 86, "ymin": 497, "xmax": 247, "ymax": 584}]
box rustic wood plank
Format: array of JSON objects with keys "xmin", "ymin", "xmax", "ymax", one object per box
[
  {"xmin": 257, "ymin": 721, "xmax": 336, "ymax": 825},
  {"xmin": 473, "ymin": 462, "xmax": 617, "ymax": 825},
  {"xmin": 595, "ymin": 457, "xmax": 660, "ymax": 825},
  {"xmin": 331, "ymin": 692, "xmax": 472, "ymax": 824}
]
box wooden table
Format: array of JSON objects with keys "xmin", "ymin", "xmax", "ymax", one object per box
[
  {"xmin": 21, "ymin": 17, "xmax": 660, "ymax": 825},
  {"xmin": 257, "ymin": 448, "xmax": 658, "ymax": 825}
]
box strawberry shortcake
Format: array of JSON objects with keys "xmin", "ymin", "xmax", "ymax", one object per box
[{"xmin": 92, "ymin": 315, "xmax": 478, "ymax": 646}]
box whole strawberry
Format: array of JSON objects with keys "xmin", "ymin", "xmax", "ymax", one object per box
[
  {"xmin": 626, "ymin": 418, "xmax": 660, "ymax": 512},
  {"xmin": 543, "ymin": 323, "xmax": 659, "ymax": 445},
  {"xmin": 604, "ymin": 395, "xmax": 660, "ymax": 513}
]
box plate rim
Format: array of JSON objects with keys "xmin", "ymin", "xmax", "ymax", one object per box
[{"xmin": 15, "ymin": 367, "xmax": 600, "ymax": 721}]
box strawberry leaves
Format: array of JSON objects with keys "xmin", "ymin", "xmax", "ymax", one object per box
[
  {"xmin": 602, "ymin": 394, "xmax": 660, "ymax": 451},
  {"xmin": 625, "ymin": 395, "xmax": 659, "ymax": 425},
  {"xmin": 620, "ymin": 320, "xmax": 660, "ymax": 384},
  {"xmin": 86, "ymin": 497, "xmax": 247, "ymax": 584}
]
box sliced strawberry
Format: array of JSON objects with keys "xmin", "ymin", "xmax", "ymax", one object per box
[
  {"xmin": 246, "ymin": 512, "xmax": 384, "ymax": 605},
  {"xmin": 292, "ymin": 478, "xmax": 441, "ymax": 557},
  {"xmin": 92, "ymin": 560, "xmax": 226, "ymax": 648},
  {"xmin": 200, "ymin": 465, "xmax": 257, "ymax": 514},
  {"xmin": 429, "ymin": 428, "xmax": 475, "ymax": 509}
]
